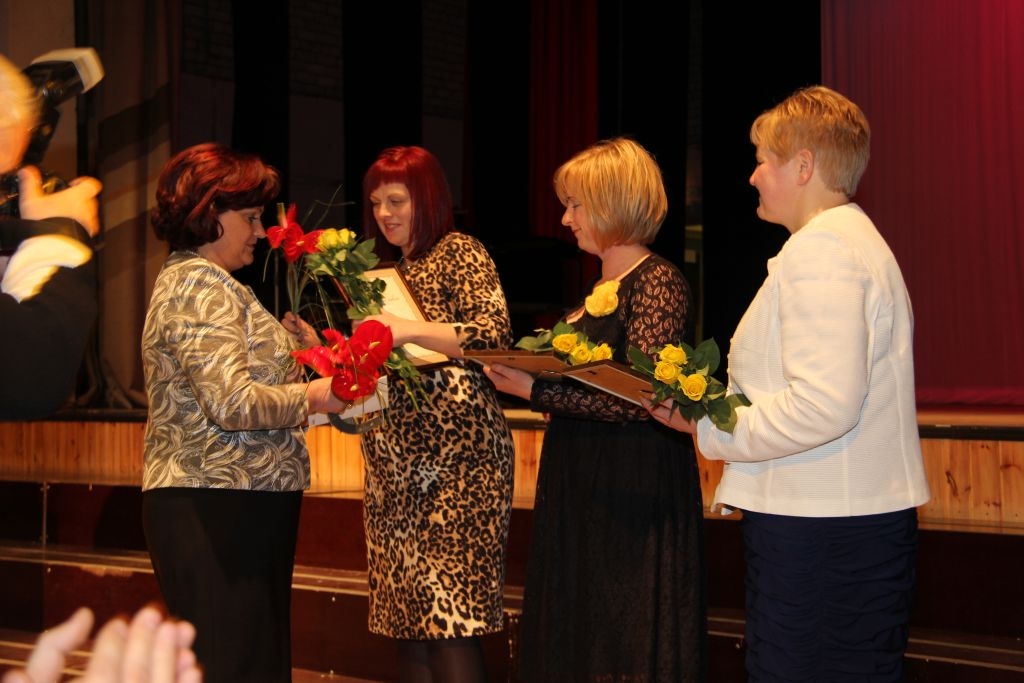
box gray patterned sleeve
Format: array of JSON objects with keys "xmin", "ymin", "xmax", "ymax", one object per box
[{"xmin": 163, "ymin": 264, "xmax": 308, "ymax": 430}]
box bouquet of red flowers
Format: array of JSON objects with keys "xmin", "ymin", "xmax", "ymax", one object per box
[
  {"xmin": 265, "ymin": 202, "xmax": 427, "ymax": 411},
  {"xmin": 291, "ymin": 320, "xmax": 393, "ymax": 402}
]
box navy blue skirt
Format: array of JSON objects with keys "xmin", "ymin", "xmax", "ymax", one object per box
[{"xmin": 739, "ymin": 508, "xmax": 918, "ymax": 682}]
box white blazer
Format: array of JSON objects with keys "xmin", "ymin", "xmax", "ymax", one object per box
[{"xmin": 697, "ymin": 203, "xmax": 930, "ymax": 517}]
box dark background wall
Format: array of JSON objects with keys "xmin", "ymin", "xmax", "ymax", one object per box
[
  {"xmin": 174, "ymin": 0, "xmax": 824, "ymax": 372},
  {"xmin": 1, "ymin": 0, "xmax": 823, "ymax": 386},
  {"xmin": 701, "ymin": 2, "xmax": 821, "ymax": 366}
]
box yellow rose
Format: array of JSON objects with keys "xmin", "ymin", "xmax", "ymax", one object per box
[
  {"xmin": 318, "ymin": 228, "xmax": 356, "ymax": 251},
  {"xmin": 653, "ymin": 360, "xmax": 681, "ymax": 383},
  {"xmin": 591, "ymin": 343, "xmax": 613, "ymax": 361},
  {"xmin": 584, "ymin": 280, "xmax": 620, "ymax": 317},
  {"xmin": 680, "ymin": 373, "xmax": 708, "ymax": 401},
  {"xmin": 338, "ymin": 228, "xmax": 356, "ymax": 246},
  {"xmin": 659, "ymin": 344, "xmax": 688, "ymax": 366},
  {"xmin": 317, "ymin": 228, "xmax": 342, "ymax": 250},
  {"xmin": 569, "ymin": 343, "xmax": 593, "ymax": 365},
  {"xmin": 552, "ymin": 333, "xmax": 578, "ymax": 354}
]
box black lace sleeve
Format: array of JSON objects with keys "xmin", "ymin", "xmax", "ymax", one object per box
[{"xmin": 531, "ymin": 256, "xmax": 693, "ymax": 422}]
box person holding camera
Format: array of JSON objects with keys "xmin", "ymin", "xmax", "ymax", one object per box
[{"xmin": 1, "ymin": 52, "xmax": 102, "ymax": 419}]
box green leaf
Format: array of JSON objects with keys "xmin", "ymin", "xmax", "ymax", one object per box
[
  {"xmin": 707, "ymin": 393, "xmax": 751, "ymax": 434},
  {"xmin": 515, "ymin": 328, "xmax": 554, "ymax": 351},
  {"xmin": 627, "ymin": 345, "xmax": 655, "ymax": 373},
  {"xmin": 727, "ymin": 392, "xmax": 751, "ymax": 408},
  {"xmin": 690, "ymin": 338, "xmax": 721, "ymax": 375}
]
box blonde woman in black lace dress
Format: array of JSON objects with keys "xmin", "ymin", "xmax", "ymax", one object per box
[
  {"xmin": 486, "ymin": 137, "xmax": 707, "ymax": 682},
  {"xmin": 353, "ymin": 146, "xmax": 516, "ymax": 682}
]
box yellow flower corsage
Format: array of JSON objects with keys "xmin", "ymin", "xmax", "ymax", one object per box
[{"xmin": 585, "ymin": 280, "xmax": 620, "ymax": 317}]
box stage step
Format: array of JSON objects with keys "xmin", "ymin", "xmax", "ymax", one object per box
[
  {"xmin": 1, "ymin": 626, "xmax": 379, "ymax": 681},
  {"xmin": 0, "ymin": 542, "xmax": 519, "ymax": 682},
  {"xmin": 3, "ymin": 542, "xmax": 1024, "ymax": 682}
]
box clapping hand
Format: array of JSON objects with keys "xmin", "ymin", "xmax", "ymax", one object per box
[{"xmin": 2, "ymin": 606, "xmax": 202, "ymax": 683}]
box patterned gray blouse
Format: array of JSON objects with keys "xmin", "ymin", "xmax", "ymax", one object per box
[{"xmin": 141, "ymin": 251, "xmax": 311, "ymax": 492}]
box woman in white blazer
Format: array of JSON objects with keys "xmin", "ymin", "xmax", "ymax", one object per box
[{"xmin": 646, "ymin": 85, "xmax": 930, "ymax": 682}]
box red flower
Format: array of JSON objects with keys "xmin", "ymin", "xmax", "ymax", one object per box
[
  {"xmin": 267, "ymin": 203, "xmax": 323, "ymax": 263},
  {"xmin": 348, "ymin": 320, "xmax": 393, "ymax": 369},
  {"xmin": 291, "ymin": 321, "xmax": 394, "ymax": 401},
  {"xmin": 331, "ymin": 365, "xmax": 381, "ymax": 401},
  {"xmin": 290, "ymin": 344, "xmax": 339, "ymax": 379}
]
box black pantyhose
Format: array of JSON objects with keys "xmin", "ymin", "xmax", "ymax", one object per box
[{"xmin": 396, "ymin": 637, "xmax": 487, "ymax": 683}]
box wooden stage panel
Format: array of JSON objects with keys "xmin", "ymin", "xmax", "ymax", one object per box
[{"xmin": 0, "ymin": 406, "xmax": 1023, "ymax": 533}]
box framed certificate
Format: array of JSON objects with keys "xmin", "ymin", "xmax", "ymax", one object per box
[
  {"xmin": 560, "ymin": 360, "xmax": 655, "ymax": 405},
  {"xmin": 462, "ymin": 349, "xmax": 568, "ymax": 375},
  {"xmin": 365, "ymin": 265, "xmax": 449, "ymax": 368}
]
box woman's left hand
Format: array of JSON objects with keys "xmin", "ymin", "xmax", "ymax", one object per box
[{"xmin": 355, "ymin": 313, "xmax": 414, "ymax": 346}]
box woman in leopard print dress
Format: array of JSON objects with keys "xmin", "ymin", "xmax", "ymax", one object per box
[{"xmin": 355, "ymin": 146, "xmax": 515, "ymax": 682}]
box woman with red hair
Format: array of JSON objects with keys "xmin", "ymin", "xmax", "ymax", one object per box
[
  {"xmin": 355, "ymin": 146, "xmax": 515, "ymax": 682},
  {"xmin": 141, "ymin": 142, "xmax": 351, "ymax": 683}
]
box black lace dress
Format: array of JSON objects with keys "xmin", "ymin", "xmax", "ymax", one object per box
[{"xmin": 518, "ymin": 253, "xmax": 708, "ymax": 682}]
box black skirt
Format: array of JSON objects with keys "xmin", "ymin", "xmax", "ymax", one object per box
[
  {"xmin": 740, "ymin": 508, "xmax": 919, "ymax": 682},
  {"xmin": 142, "ymin": 487, "xmax": 302, "ymax": 683},
  {"xmin": 517, "ymin": 416, "xmax": 707, "ymax": 682}
]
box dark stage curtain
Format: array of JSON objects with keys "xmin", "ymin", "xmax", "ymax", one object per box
[
  {"xmin": 822, "ymin": 0, "xmax": 1024, "ymax": 405},
  {"xmin": 700, "ymin": 2, "xmax": 821, "ymax": 383},
  {"xmin": 524, "ymin": 0, "xmax": 692, "ymax": 297},
  {"xmin": 83, "ymin": 0, "xmax": 180, "ymax": 407}
]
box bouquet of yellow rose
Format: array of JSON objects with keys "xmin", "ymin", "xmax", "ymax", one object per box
[
  {"xmin": 515, "ymin": 320, "xmax": 614, "ymax": 366},
  {"xmin": 627, "ymin": 338, "xmax": 749, "ymax": 434}
]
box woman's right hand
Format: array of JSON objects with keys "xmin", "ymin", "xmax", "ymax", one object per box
[
  {"xmin": 641, "ymin": 395, "xmax": 698, "ymax": 434},
  {"xmin": 305, "ymin": 376, "xmax": 358, "ymax": 415},
  {"xmin": 482, "ymin": 363, "xmax": 534, "ymax": 401}
]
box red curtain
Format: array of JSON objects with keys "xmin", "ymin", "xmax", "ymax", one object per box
[
  {"xmin": 527, "ymin": 0, "xmax": 599, "ymax": 241},
  {"xmin": 822, "ymin": 0, "xmax": 1024, "ymax": 405}
]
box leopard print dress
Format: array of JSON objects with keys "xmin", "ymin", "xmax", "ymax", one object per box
[{"xmin": 360, "ymin": 231, "xmax": 515, "ymax": 639}]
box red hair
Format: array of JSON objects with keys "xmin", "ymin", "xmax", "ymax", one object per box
[
  {"xmin": 151, "ymin": 142, "xmax": 280, "ymax": 249},
  {"xmin": 361, "ymin": 146, "xmax": 454, "ymax": 261}
]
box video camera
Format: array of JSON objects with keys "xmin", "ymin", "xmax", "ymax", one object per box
[{"xmin": 0, "ymin": 47, "xmax": 104, "ymax": 218}]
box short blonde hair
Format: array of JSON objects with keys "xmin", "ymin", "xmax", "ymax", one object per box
[
  {"xmin": 750, "ymin": 85, "xmax": 870, "ymax": 197},
  {"xmin": 0, "ymin": 53, "xmax": 38, "ymax": 128},
  {"xmin": 553, "ymin": 137, "xmax": 667, "ymax": 249}
]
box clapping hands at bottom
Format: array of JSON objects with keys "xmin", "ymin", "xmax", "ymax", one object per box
[{"xmin": 2, "ymin": 606, "xmax": 201, "ymax": 683}]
